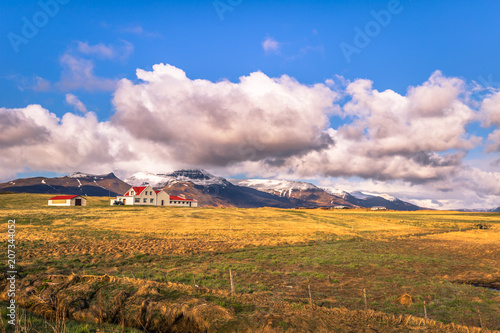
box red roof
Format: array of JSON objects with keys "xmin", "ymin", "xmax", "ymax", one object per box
[
  {"xmin": 170, "ymin": 195, "xmax": 195, "ymax": 201},
  {"xmin": 155, "ymin": 190, "xmax": 161, "ymax": 194},
  {"xmin": 49, "ymin": 195, "xmax": 81, "ymax": 200},
  {"xmin": 124, "ymin": 186, "xmax": 147, "ymax": 196}
]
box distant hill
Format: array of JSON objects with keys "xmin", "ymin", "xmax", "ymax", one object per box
[
  {"xmin": 0, "ymin": 172, "xmax": 130, "ymax": 197},
  {"xmin": 455, "ymin": 207, "xmax": 500, "ymax": 212},
  {"xmin": 322, "ymin": 189, "xmax": 422, "ymax": 211}
]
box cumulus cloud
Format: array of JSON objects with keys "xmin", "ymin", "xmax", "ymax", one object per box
[
  {"xmin": 0, "ymin": 104, "xmax": 182, "ymax": 181},
  {"xmin": 262, "ymin": 37, "xmax": 280, "ymax": 54},
  {"xmin": 65, "ymin": 94, "xmax": 88, "ymax": 113},
  {"xmin": 481, "ymin": 90, "xmax": 500, "ymax": 152},
  {"xmin": 112, "ymin": 63, "xmax": 339, "ymax": 166},
  {"xmin": 229, "ymin": 71, "xmax": 480, "ymax": 183},
  {"xmin": 318, "ymin": 165, "xmax": 500, "ymax": 210},
  {"xmin": 0, "ymin": 107, "xmax": 51, "ymax": 149}
]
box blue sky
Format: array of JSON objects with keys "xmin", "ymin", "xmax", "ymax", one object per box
[{"xmin": 1, "ymin": 0, "xmax": 500, "ymax": 209}]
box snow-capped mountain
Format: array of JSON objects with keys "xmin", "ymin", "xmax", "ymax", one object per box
[
  {"xmin": 323, "ymin": 187, "xmax": 420, "ymax": 211},
  {"xmin": 125, "ymin": 169, "xmax": 230, "ymax": 188},
  {"xmin": 233, "ymin": 179, "xmax": 355, "ymax": 207},
  {"xmin": 322, "ymin": 187, "xmax": 350, "ymax": 199},
  {"xmin": 238, "ymin": 180, "xmax": 420, "ymax": 210}
]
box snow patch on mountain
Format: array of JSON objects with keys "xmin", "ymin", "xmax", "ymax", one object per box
[
  {"xmin": 126, "ymin": 170, "xmax": 230, "ymax": 188},
  {"xmin": 69, "ymin": 172, "xmax": 91, "ymax": 178},
  {"xmin": 125, "ymin": 172, "xmax": 171, "ymax": 187},
  {"xmin": 322, "ymin": 187, "xmax": 349, "ymax": 199},
  {"xmin": 233, "ymin": 179, "xmax": 319, "ymax": 197},
  {"xmin": 350, "ymin": 191, "xmax": 397, "ymax": 201},
  {"xmin": 68, "ymin": 172, "xmax": 107, "ymax": 180}
]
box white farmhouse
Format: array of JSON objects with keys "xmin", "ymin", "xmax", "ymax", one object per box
[
  {"xmin": 110, "ymin": 186, "xmax": 198, "ymax": 207},
  {"xmin": 48, "ymin": 195, "xmax": 87, "ymax": 206},
  {"xmin": 112, "ymin": 185, "xmax": 157, "ymax": 206}
]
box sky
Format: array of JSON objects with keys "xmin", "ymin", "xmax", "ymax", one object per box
[{"xmin": 1, "ymin": 0, "xmax": 500, "ymax": 210}]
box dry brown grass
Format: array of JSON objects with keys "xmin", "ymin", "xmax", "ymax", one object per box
[{"xmin": 1, "ymin": 272, "xmax": 497, "ymax": 333}]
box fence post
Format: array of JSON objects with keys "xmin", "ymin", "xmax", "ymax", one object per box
[
  {"xmin": 363, "ymin": 288, "xmax": 368, "ymax": 310},
  {"xmin": 230, "ymin": 268, "xmax": 235, "ymax": 296}
]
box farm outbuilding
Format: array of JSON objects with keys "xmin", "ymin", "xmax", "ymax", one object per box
[{"xmin": 48, "ymin": 195, "xmax": 87, "ymax": 206}]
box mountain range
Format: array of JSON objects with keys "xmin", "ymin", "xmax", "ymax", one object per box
[
  {"xmin": 0, "ymin": 172, "xmax": 130, "ymax": 197},
  {"xmin": 0, "ymin": 169, "xmax": 437, "ymax": 210}
]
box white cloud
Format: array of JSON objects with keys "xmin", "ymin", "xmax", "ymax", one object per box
[
  {"xmin": 65, "ymin": 94, "xmax": 88, "ymax": 113},
  {"xmin": 0, "ymin": 104, "xmax": 180, "ymax": 181},
  {"xmin": 112, "ymin": 64, "xmax": 339, "ymax": 166},
  {"xmin": 77, "ymin": 42, "xmax": 115, "ymax": 59},
  {"xmin": 57, "ymin": 53, "xmax": 118, "ymax": 91},
  {"xmin": 119, "ymin": 25, "xmax": 161, "ymax": 38},
  {"xmin": 77, "ymin": 40, "xmax": 134, "ymax": 61},
  {"xmin": 480, "ymin": 90, "xmax": 500, "ymax": 152},
  {"xmin": 231, "ymin": 71, "xmax": 480, "ymax": 184},
  {"xmin": 262, "ymin": 37, "xmax": 280, "ymax": 54},
  {"xmin": 55, "ymin": 40, "xmax": 134, "ymax": 91},
  {"xmin": 32, "ymin": 76, "xmax": 51, "ymax": 92},
  {"xmin": 15, "ymin": 41, "xmax": 133, "ymax": 93},
  {"xmin": 317, "ymin": 165, "xmax": 500, "ymax": 210},
  {"xmin": 5, "ymin": 75, "xmax": 51, "ymax": 92}
]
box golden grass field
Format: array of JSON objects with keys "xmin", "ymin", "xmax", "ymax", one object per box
[{"xmin": 0, "ymin": 193, "xmax": 499, "ymax": 332}]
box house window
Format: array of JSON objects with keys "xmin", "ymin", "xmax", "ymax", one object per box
[
  {"xmin": 143, "ymin": 198, "xmax": 147, "ymax": 203},
  {"xmin": 150, "ymin": 198, "xmax": 154, "ymax": 203},
  {"xmin": 135, "ymin": 198, "xmax": 140, "ymax": 203},
  {"xmin": 130, "ymin": 191, "xmax": 135, "ymax": 195}
]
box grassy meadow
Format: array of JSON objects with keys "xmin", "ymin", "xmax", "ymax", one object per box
[{"xmin": 0, "ymin": 193, "xmax": 499, "ymax": 332}]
